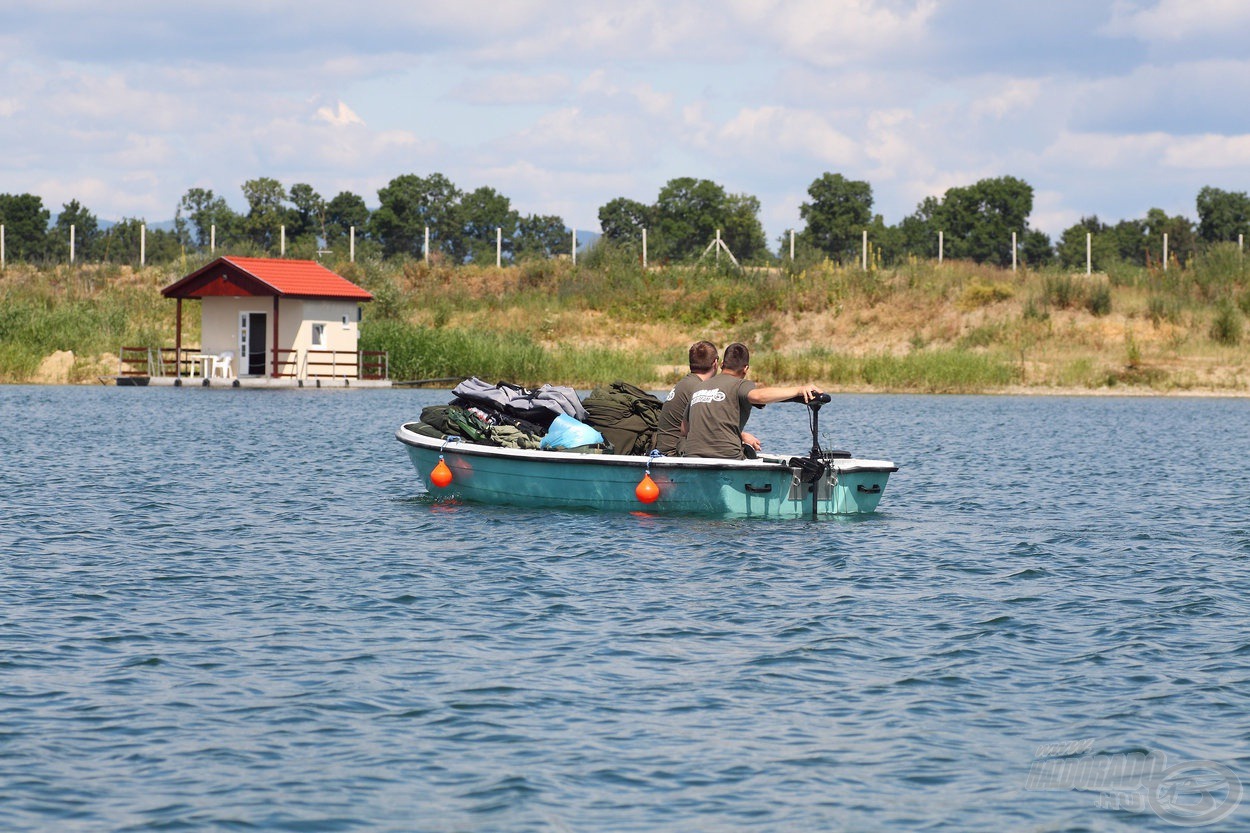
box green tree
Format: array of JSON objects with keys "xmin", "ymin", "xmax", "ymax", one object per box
[
  {"xmin": 1195, "ymin": 185, "xmax": 1250, "ymax": 243},
  {"xmin": 324, "ymin": 191, "xmax": 371, "ymax": 254},
  {"xmin": 898, "ymin": 196, "xmax": 943, "ymax": 259},
  {"xmin": 175, "ymin": 187, "xmax": 237, "ymax": 251},
  {"xmin": 721, "ymin": 193, "xmax": 769, "ymax": 263},
  {"xmin": 0, "ymin": 193, "xmax": 50, "ymax": 262},
  {"xmin": 240, "ymin": 177, "xmax": 291, "ymax": 252},
  {"xmin": 652, "ymin": 177, "xmax": 725, "ymax": 261},
  {"xmin": 1145, "ymin": 207, "xmax": 1197, "ymax": 268},
  {"xmin": 866, "ymin": 214, "xmax": 905, "ymax": 266},
  {"xmin": 50, "ymin": 199, "xmax": 101, "ymax": 262},
  {"xmin": 372, "ymin": 172, "xmax": 462, "ymax": 260},
  {"xmin": 650, "ymin": 177, "xmax": 768, "ymax": 263},
  {"xmin": 1057, "ymin": 216, "xmax": 1116, "ymax": 270},
  {"xmin": 597, "ymin": 197, "xmax": 651, "ymax": 244},
  {"xmin": 1106, "ymin": 219, "xmax": 1148, "ymax": 265},
  {"xmin": 288, "ymin": 183, "xmax": 326, "ymax": 246},
  {"xmin": 798, "ymin": 172, "xmax": 873, "ymax": 263},
  {"xmin": 516, "ymin": 214, "xmax": 569, "ymax": 261},
  {"xmin": 1021, "ymin": 228, "xmax": 1054, "ymax": 267},
  {"xmin": 456, "ymin": 186, "xmax": 519, "ymax": 264},
  {"xmin": 98, "ymin": 218, "xmax": 178, "ymax": 265},
  {"xmin": 939, "ymin": 176, "xmax": 1034, "ymax": 266}
]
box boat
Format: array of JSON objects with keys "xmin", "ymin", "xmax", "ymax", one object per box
[{"xmin": 396, "ymin": 395, "xmax": 897, "ymax": 518}]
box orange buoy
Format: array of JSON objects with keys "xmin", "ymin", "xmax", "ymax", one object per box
[
  {"xmin": 635, "ymin": 472, "xmax": 660, "ymax": 504},
  {"xmin": 430, "ymin": 457, "xmax": 453, "ymax": 488}
]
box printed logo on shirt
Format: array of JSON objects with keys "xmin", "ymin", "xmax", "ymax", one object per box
[
  {"xmin": 690, "ymin": 389, "xmax": 727, "ymax": 405},
  {"xmin": 664, "ymin": 388, "xmax": 676, "ymax": 402}
]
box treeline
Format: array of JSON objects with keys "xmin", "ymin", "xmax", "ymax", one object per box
[{"xmin": 2, "ymin": 172, "xmax": 1249, "ymax": 270}]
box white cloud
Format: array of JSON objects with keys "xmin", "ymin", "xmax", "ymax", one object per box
[
  {"xmin": 1105, "ymin": 0, "xmax": 1250, "ymax": 41},
  {"xmin": 1160, "ymin": 134, "xmax": 1250, "ymax": 168},
  {"xmin": 314, "ymin": 101, "xmax": 365, "ymax": 127},
  {"xmin": 578, "ymin": 71, "xmax": 674, "ymax": 117},
  {"xmin": 968, "ymin": 79, "xmax": 1044, "ymax": 121},
  {"xmin": 716, "ymin": 106, "xmax": 860, "ymax": 165},
  {"xmin": 498, "ymin": 107, "xmax": 658, "ymax": 170},
  {"xmin": 731, "ymin": 0, "xmax": 939, "ymax": 68},
  {"xmin": 453, "ymin": 73, "xmax": 572, "ymax": 106}
]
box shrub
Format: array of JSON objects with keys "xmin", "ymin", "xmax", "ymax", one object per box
[
  {"xmin": 1085, "ymin": 281, "xmax": 1112, "ymax": 316},
  {"xmin": 957, "ymin": 281, "xmax": 1014, "ymax": 310},
  {"xmin": 1043, "ymin": 274, "xmax": 1082, "ymax": 309},
  {"xmin": 1147, "ymin": 295, "xmax": 1181, "ymax": 326},
  {"xmin": 1209, "ymin": 301, "xmax": 1243, "ymax": 346}
]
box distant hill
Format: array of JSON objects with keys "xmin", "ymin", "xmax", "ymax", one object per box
[
  {"xmin": 49, "ymin": 215, "xmax": 178, "ymax": 233},
  {"xmin": 574, "ymin": 229, "xmax": 600, "ymax": 252}
]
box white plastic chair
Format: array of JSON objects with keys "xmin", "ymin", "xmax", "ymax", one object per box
[{"xmin": 211, "ymin": 351, "xmax": 234, "ymax": 378}]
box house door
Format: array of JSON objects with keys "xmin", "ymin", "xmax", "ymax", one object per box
[{"xmin": 240, "ymin": 312, "xmax": 268, "ymax": 376}]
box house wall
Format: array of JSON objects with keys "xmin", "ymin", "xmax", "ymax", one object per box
[{"xmin": 200, "ymin": 297, "xmax": 363, "ymax": 377}]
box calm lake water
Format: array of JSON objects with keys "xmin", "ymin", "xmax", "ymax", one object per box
[{"xmin": 2, "ymin": 385, "xmax": 1248, "ymax": 832}]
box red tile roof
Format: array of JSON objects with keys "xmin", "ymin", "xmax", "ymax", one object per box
[{"xmin": 162, "ymin": 256, "xmax": 373, "ymax": 301}]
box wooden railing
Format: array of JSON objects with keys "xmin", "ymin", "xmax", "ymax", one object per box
[
  {"xmin": 360, "ymin": 350, "xmax": 388, "ymax": 380},
  {"xmin": 271, "ymin": 349, "xmax": 389, "ymax": 380},
  {"xmin": 120, "ymin": 346, "xmax": 387, "ymax": 381},
  {"xmin": 119, "ymin": 346, "xmax": 201, "ymax": 378}
]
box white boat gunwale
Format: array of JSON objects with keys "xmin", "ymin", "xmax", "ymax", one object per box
[{"xmin": 396, "ymin": 422, "xmax": 897, "ymax": 474}]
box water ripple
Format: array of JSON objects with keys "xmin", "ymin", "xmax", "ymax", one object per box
[{"xmin": 2, "ymin": 388, "xmax": 1249, "ymax": 831}]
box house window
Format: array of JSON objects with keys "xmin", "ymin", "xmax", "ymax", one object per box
[
  {"xmin": 312, "ymin": 323, "xmax": 326, "ymax": 347},
  {"xmin": 341, "ymin": 314, "xmax": 350, "ymax": 329}
]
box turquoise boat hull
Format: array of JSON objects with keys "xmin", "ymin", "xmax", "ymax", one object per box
[{"xmin": 397, "ymin": 423, "xmax": 897, "ymax": 518}]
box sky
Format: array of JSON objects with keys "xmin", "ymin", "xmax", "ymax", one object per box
[{"xmin": 3, "ymin": 0, "xmax": 1250, "ymax": 250}]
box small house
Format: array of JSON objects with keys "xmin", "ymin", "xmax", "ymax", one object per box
[{"xmin": 161, "ymin": 256, "xmax": 378, "ymax": 381}]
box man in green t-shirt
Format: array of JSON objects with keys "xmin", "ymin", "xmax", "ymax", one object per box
[
  {"xmin": 681, "ymin": 342, "xmax": 823, "ymax": 459},
  {"xmin": 653, "ymin": 341, "xmax": 719, "ymax": 456}
]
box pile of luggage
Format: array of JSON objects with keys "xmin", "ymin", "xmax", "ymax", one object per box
[{"xmin": 408, "ymin": 377, "xmax": 664, "ymax": 455}]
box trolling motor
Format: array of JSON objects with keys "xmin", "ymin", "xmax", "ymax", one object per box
[{"xmin": 786, "ymin": 393, "xmax": 833, "ymax": 520}]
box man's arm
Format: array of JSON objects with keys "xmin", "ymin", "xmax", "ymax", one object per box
[{"xmin": 746, "ymin": 383, "xmax": 822, "ymax": 405}]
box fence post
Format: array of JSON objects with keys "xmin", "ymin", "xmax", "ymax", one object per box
[
  {"xmin": 1086, "ymin": 233, "xmax": 1091, "ymax": 275},
  {"xmin": 350, "ymin": 226, "xmax": 356, "ymax": 262},
  {"xmin": 572, "ymin": 228, "xmax": 577, "ymax": 265},
  {"xmin": 938, "ymin": 231, "xmax": 944, "ymax": 264},
  {"xmin": 424, "ymin": 226, "xmax": 430, "ymax": 264},
  {"xmin": 70, "ymin": 224, "xmax": 76, "ymax": 264},
  {"xmin": 862, "ymin": 229, "xmax": 868, "ymax": 271},
  {"xmin": 1012, "ymin": 231, "xmax": 1017, "ymax": 272},
  {"xmin": 1, "ymin": 224, "xmax": 5, "ymax": 269},
  {"xmin": 642, "ymin": 228, "xmax": 648, "ymax": 268},
  {"xmin": 789, "ymin": 229, "xmax": 795, "ymax": 260},
  {"xmin": 1163, "ymin": 232, "xmax": 1169, "ymax": 271},
  {"xmin": 141, "ymin": 223, "xmax": 146, "ymax": 267},
  {"xmin": 496, "ymin": 227, "xmax": 502, "ymax": 268},
  {"xmin": 211, "ymin": 224, "xmax": 216, "ymax": 253},
  {"xmin": 280, "ymin": 225, "xmax": 286, "ymax": 257}
]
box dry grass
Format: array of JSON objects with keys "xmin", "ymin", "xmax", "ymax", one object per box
[{"xmin": 3, "ymin": 256, "xmax": 1248, "ymax": 393}]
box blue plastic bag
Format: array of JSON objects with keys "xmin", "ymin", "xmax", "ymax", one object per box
[{"xmin": 540, "ymin": 413, "xmax": 605, "ymax": 449}]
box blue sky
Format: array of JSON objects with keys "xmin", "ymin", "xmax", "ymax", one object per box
[{"xmin": 3, "ymin": 0, "xmax": 1250, "ymax": 249}]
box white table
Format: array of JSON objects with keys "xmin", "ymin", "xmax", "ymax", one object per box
[{"xmin": 188, "ymin": 354, "xmax": 214, "ymax": 378}]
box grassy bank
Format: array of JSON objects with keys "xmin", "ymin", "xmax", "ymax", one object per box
[{"xmin": 2, "ymin": 248, "xmax": 1247, "ymax": 393}]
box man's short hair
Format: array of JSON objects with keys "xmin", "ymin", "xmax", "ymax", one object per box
[
  {"xmin": 689, "ymin": 341, "xmax": 718, "ymax": 374},
  {"xmin": 722, "ymin": 342, "xmax": 750, "ymax": 371}
]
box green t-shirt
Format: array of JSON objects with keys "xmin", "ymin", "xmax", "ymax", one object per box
[
  {"xmin": 682, "ymin": 375, "xmax": 758, "ymax": 459},
  {"xmin": 653, "ymin": 372, "xmax": 702, "ymax": 455}
]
